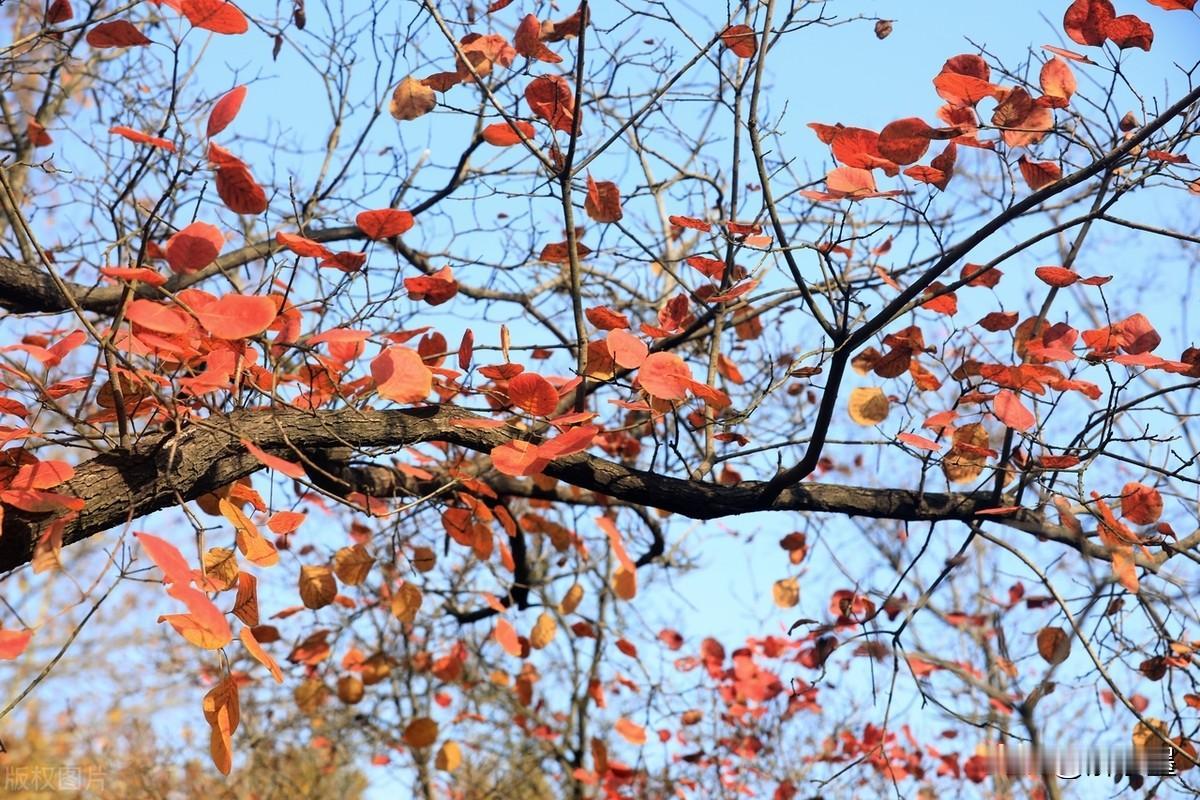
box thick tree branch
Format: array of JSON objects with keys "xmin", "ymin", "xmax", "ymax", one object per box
[{"xmin": 0, "ymin": 404, "xmax": 1126, "ymax": 575}]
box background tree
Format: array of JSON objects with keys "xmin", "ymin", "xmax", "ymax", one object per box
[{"xmin": 1, "ymin": 0, "xmax": 1199, "ymax": 798}]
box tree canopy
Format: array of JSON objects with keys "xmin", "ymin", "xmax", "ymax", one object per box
[{"xmin": 1, "ymin": 0, "xmax": 1200, "ymax": 797}]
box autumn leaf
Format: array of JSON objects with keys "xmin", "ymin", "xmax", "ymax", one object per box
[
  {"xmin": 110, "ymin": 126, "xmax": 175, "ymax": 152},
  {"xmin": 1018, "ymin": 155, "xmax": 1062, "ymax": 190},
  {"xmin": 482, "ymin": 120, "xmax": 536, "ymax": 146},
  {"xmin": 525, "ymin": 74, "xmax": 577, "ymax": 133},
  {"xmin": 637, "ymin": 352, "xmax": 692, "ymax": 401},
  {"xmin": 371, "ymin": 346, "xmax": 433, "ymax": 404},
  {"xmin": 584, "ymin": 175, "xmax": 623, "ymax": 223},
  {"xmin": 1120, "ymin": 482, "xmax": 1162, "ymax": 525},
  {"xmin": 390, "ymin": 76, "xmax": 437, "ymax": 121},
  {"xmin": 356, "ymin": 208, "xmax": 415, "ymax": 239},
  {"xmin": 195, "ymin": 294, "xmax": 278, "ymax": 340},
  {"xmin": 720, "ymin": 24, "xmax": 757, "ymax": 58},
  {"xmin": 166, "ymin": 221, "xmax": 223, "ymax": 273},
  {"xmin": 0, "ymin": 629, "xmax": 34, "ymax": 660},
  {"xmin": 848, "ymin": 386, "xmax": 889, "ymax": 426},
  {"xmin": 134, "ymin": 531, "xmax": 194, "ymax": 585},
  {"xmin": 183, "ymin": 0, "xmax": 249, "ymax": 35},
  {"xmin": 993, "ymin": 390, "xmax": 1035, "ymax": 432},
  {"xmin": 615, "ymin": 717, "xmax": 647, "ymax": 746},
  {"xmin": 508, "ymin": 371, "xmax": 559, "ymax": 415},
  {"xmin": 773, "ymin": 577, "xmax": 800, "ymax": 608},
  {"xmin": 207, "ymin": 85, "xmax": 247, "ymax": 138},
  {"xmin": 1036, "ymin": 626, "xmax": 1071, "ymax": 665},
  {"xmin": 403, "ymin": 717, "xmax": 439, "ymax": 748},
  {"xmin": 436, "ymin": 740, "xmax": 463, "ymax": 771},
  {"xmin": 1063, "ymin": 0, "xmax": 1114, "ymax": 46},
  {"xmin": 86, "ymin": 20, "xmax": 151, "ymax": 48}
]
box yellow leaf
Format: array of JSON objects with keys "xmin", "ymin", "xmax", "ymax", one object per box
[
  {"xmin": 333, "ymin": 544, "xmax": 375, "ymax": 585},
  {"xmin": 529, "ymin": 612, "xmax": 557, "ymax": 649},
  {"xmin": 560, "ymin": 583, "xmax": 584, "ymax": 615},
  {"xmin": 436, "ymin": 740, "xmax": 462, "ymax": 772},
  {"xmin": 202, "ymin": 547, "xmax": 240, "ymax": 591},
  {"xmin": 390, "ymin": 76, "xmax": 436, "ymax": 121},
  {"xmin": 220, "ymin": 498, "xmax": 278, "ymax": 567},
  {"xmin": 158, "ymin": 612, "xmax": 232, "ymax": 650},
  {"xmin": 848, "ymin": 386, "xmax": 889, "ymax": 426},
  {"xmin": 299, "ymin": 565, "xmax": 337, "ymax": 609},
  {"xmin": 772, "ymin": 577, "xmax": 800, "ymax": 608},
  {"xmin": 391, "ymin": 581, "xmax": 423, "ymax": 623}
]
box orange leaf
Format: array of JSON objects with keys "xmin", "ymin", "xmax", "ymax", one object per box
[
  {"xmin": 877, "ymin": 117, "xmax": 935, "ymax": 165},
  {"xmin": 214, "ymin": 164, "xmax": 268, "ymax": 214},
  {"xmin": 166, "ymin": 221, "xmax": 223, "ymax": 273},
  {"xmin": 606, "ymin": 329, "xmax": 648, "ymax": 369},
  {"xmin": 275, "ymin": 231, "xmax": 333, "ymax": 259},
  {"xmin": 1063, "ymin": 0, "xmax": 1113, "ymax": 46},
  {"xmin": 508, "ymin": 372, "xmax": 559, "ymax": 415},
  {"xmin": 242, "ymin": 440, "xmax": 306, "ymax": 479},
  {"xmin": 1120, "ymin": 482, "xmax": 1163, "ymax": 525},
  {"xmin": 482, "ymin": 120, "xmax": 536, "ymax": 146},
  {"xmin": 125, "ymin": 299, "xmax": 189, "ymax": 334},
  {"xmin": 615, "ymin": 717, "xmax": 647, "ymax": 746},
  {"xmin": 993, "ymin": 390, "xmax": 1035, "ymax": 431},
  {"xmin": 1104, "ymin": 14, "xmax": 1153, "ymax": 50},
  {"xmin": 134, "ymin": 531, "xmax": 193, "ymax": 584},
  {"xmin": 495, "ymin": 618, "xmax": 524, "ymax": 657},
  {"xmin": 584, "ymin": 175, "xmax": 623, "ymax": 223},
  {"xmin": 1018, "ymin": 155, "xmax": 1062, "ymax": 190},
  {"xmin": 109, "ymin": 126, "xmax": 175, "ymax": 151},
  {"xmin": 371, "ymin": 346, "xmax": 433, "ymax": 403},
  {"xmin": 491, "ymin": 440, "xmax": 550, "ymax": 477},
  {"xmin": 239, "ymin": 626, "xmax": 283, "ymax": 683},
  {"xmin": 720, "ymin": 24, "xmax": 756, "ymax": 58},
  {"xmin": 0, "ymin": 629, "xmax": 34, "ymax": 660},
  {"xmin": 637, "ymin": 352, "xmax": 691, "ymax": 401},
  {"xmin": 207, "ymin": 85, "xmax": 247, "ymax": 138},
  {"xmin": 404, "ymin": 266, "xmax": 458, "ymax": 306},
  {"xmin": 356, "ymin": 208, "xmax": 415, "ymax": 239},
  {"xmin": 195, "ymin": 293, "xmax": 278, "ymax": 340},
  {"xmin": 182, "ymin": 0, "xmax": 249, "ymax": 35}
]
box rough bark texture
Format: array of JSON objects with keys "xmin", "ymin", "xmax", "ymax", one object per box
[{"xmin": 0, "ymin": 404, "xmax": 1095, "ymax": 574}]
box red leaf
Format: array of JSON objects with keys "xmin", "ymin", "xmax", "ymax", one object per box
[
  {"xmin": 0, "ymin": 629, "xmax": 33, "ymax": 660},
  {"xmin": 207, "ymin": 85, "xmax": 247, "ymax": 138},
  {"xmin": 826, "ymin": 166, "xmax": 877, "ymax": 196},
  {"xmin": 514, "ymin": 14, "xmax": 562, "ymax": 63},
  {"xmin": 539, "ymin": 424, "xmax": 598, "ymax": 459},
  {"xmin": 584, "ymin": 175, "xmax": 623, "ymax": 223},
  {"xmin": 85, "ymin": 20, "xmax": 152, "ymax": 47},
  {"xmin": 637, "ymin": 352, "xmax": 691, "ymax": 401},
  {"xmin": 275, "ymin": 231, "xmax": 333, "ymax": 259},
  {"xmin": 1121, "ymin": 482, "xmax": 1163, "ymax": 525},
  {"xmin": 125, "ymin": 299, "xmax": 189, "ymax": 334},
  {"xmin": 525, "ymin": 74, "xmax": 577, "ymax": 133},
  {"xmin": 182, "ymin": 0, "xmax": 249, "ymax": 34},
  {"xmin": 134, "ymin": 532, "xmax": 194, "ymax": 584},
  {"xmin": 491, "ymin": 440, "xmax": 550, "ymax": 477},
  {"xmin": 110, "ymin": 126, "xmax": 176, "ymax": 152},
  {"xmin": 877, "ymin": 117, "xmax": 935, "ymax": 165},
  {"xmin": 167, "ymin": 221, "xmax": 223, "ymax": 273},
  {"xmin": 356, "ymin": 209, "xmax": 414, "ymax": 240},
  {"xmin": 1018, "ymin": 155, "xmax": 1062, "ymax": 190},
  {"xmin": 667, "ymin": 215, "xmax": 711, "ymax": 233},
  {"xmin": 215, "ymin": 164, "xmax": 267, "ymax": 214},
  {"xmin": 1063, "ymin": 0, "xmax": 1114, "ymax": 46},
  {"xmin": 993, "ymin": 390, "xmax": 1035, "ymax": 431},
  {"xmin": 404, "ymin": 266, "xmax": 458, "ymax": 306},
  {"xmin": 720, "ymin": 24, "xmax": 757, "ymax": 58},
  {"xmin": 585, "ymin": 306, "xmax": 630, "ymax": 330},
  {"xmin": 1146, "ymin": 0, "xmax": 1194, "ymax": 8},
  {"xmin": 371, "ymin": 346, "xmax": 433, "ymax": 403},
  {"xmin": 508, "ymin": 372, "xmax": 559, "ymax": 415},
  {"xmin": 1105, "ymin": 14, "xmax": 1153, "ymax": 50},
  {"xmin": 100, "ymin": 266, "xmax": 167, "ymax": 286},
  {"xmin": 830, "ymin": 127, "xmax": 898, "ymax": 174},
  {"xmin": 242, "ymin": 440, "xmax": 306, "ymax": 479},
  {"xmin": 47, "ymin": 0, "xmax": 73, "ymax": 23},
  {"xmin": 898, "ymin": 432, "xmax": 942, "ymax": 451},
  {"xmin": 606, "ymin": 329, "xmax": 648, "ymax": 369},
  {"xmin": 195, "ymin": 294, "xmax": 278, "ymax": 340},
  {"xmin": 481, "ymin": 120, "xmax": 536, "ymax": 146},
  {"xmin": 1035, "ymin": 266, "xmax": 1079, "ymax": 287}
]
